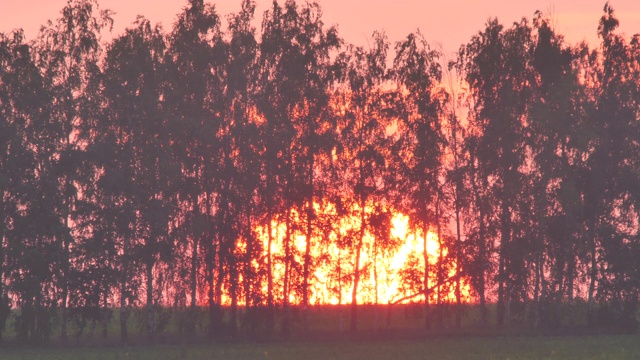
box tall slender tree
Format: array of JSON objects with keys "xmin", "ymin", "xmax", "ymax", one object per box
[
  {"xmin": 584, "ymin": 4, "xmax": 640, "ymax": 322},
  {"xmin": 34, "ymin": 0, "xmax": 112, "ymax": 341},
  {"xmin": 0, "ymin": 30, "xmax": 52, "ymax": 343},
  {"xmin": 255, "ymin": 0, "xmax": 338, "ymax": 335},
  {"xmin": 391, "ymin": 31, "xmax": 444, "ymax": 329},
  {"xmin": 334, "ymin": 32, "xmax": 391, "ymax": 332},
  {"xmin": 100, "ymin": 17, "xmax": 174, "ymax": 341},
  {"xmin": 458, "ymin": 18, "xmax": 535, "ymax": 326},
  {"xmin": 443, "ymin": 54, "xmax": 468, "ymax": 328},
  {"xmin": 226, "ymin": 0, "xmax": 260, "ymax": 314},
  {"xmin": 527, "ymin": 11, "xmax": 586, "ymax": 327},
  {"xmin": 166, "ymin": 0, "xmax": 225, "ymax": 335}
]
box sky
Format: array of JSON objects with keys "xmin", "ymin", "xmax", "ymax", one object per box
[{"xmin": 1, "ymin": 0, "xmax": 639, "ymax": 54}]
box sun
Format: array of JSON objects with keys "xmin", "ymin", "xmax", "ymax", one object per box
[{"xmin": 228, "ymin": 204, "xmax": 470, "ymax": 307}]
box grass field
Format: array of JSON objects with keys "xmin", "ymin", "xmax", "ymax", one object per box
[
  {"xmin": 1, "ymin": 304, "xmax": 637, "ymax": 359},
  {"xmin": 1, "ymin": 335, "xmax": 639, "ymax": 360}
]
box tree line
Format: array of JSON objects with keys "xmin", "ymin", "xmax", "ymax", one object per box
[{"xmin": 1, "ymin": 0, "xmax": 639, "ymax": 344}]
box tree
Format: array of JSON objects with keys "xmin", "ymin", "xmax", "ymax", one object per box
[
  {"xmin": 583, "ymin": 4, "xmax": 640, "ymax": 326},
  {"xmin": 457, "ymin": 18, "xmax": 535, "ymax": 326},
  {"xmin": 443, "ymin": 52, "xmax": 469, "ymax": 328},
  {"xmin": 527, "ymin": 11, "xmax": 586, "ymax": 328},
  {"xmin": 391, "ymin": 31, "xmax": 445, "ymax": 329},
  {"xmin": 255, "ymin": 0, "xmax": 339, "ymax": 335},
  {"xmin": 166, "ymin": 0, "xmax": 226, "ymax": 336},
  {"xmin": 34, "ymin": 0, "xmax": 112, "ymax": 341},
  {"xmin": 226, "ymin": 0, "xmax": 260, "ymax": 313},
  {"xmin": 334, "ymin": 32, "xmax": 391, "ymax": 331},
  {"xmin": 289, "ymin": 2, "xmax": 340, "ymax": 333},
  {"xmin": 255, "ymin": 1, "xmax": 291, "ymax": 334},
  {"xmin": 0, "ymin": 30, "xmax": 51, "ymax": 343},
  {"xmin": 100, "ymin": 17, "xmax": 175, "ymax": 341}
]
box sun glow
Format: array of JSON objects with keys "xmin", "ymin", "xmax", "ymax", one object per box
[{"xmin": 226, "ymin": 205, "xmax": 470, "ymax": 307}]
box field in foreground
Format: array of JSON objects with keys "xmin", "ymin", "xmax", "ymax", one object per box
[{"xmin": 1, "ymin": 335, "xmax": 639, "ymax": 360}]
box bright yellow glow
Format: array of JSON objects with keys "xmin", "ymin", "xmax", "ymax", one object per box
[{"xmin": 224, "ymin": 204, "xmax": 470, "ymax": 307}]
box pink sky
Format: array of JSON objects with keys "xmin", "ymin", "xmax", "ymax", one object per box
[{"xmin": 1, "ymin": 0, "xmax": 639, "ymax": 53}]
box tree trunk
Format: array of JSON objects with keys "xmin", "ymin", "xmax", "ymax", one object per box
[
  {"xmin": 497, "ymin": 162, "xmax": 514, "ymax": 328},
  {"xmin": 435, "ymin": 190, "xmax": 444, "ymax": 328},
  {"xmin": 497, "ymin": 196, "xmax": 511, "ymax": 327},
  {"xmin": 206, "ymin": 188, "xmax": 218, "ymax": 338},
  {"xmin": 351, "ymin": 199, "xmax": 366, "ymax": 332},
  {"xmin": 102, "ymin": 290, "xmax": 109, "ymax": 339},
  {"xmin": 120, "ymin": 235, "xmax": 129, "ymax": 343},
  {"xmin": 189, "ymin": 213, "xmax": 199, "ymax": 336},
  {"xmin": 567, "ymin": 248, "xmax": 575, "ymax": 302},
  {"xmin": 190, "ymin": 234, "xmax": 198, "ymax": 331},
  {"xmin": 338, "ymin": 249, "xmax": 344, "ymax": 332},
  {"xmin": 470, "ymin": 156, "xmax": 487, "ymax": 324},
  {"xmin": 215, "ymin": 242, "xmax": 225, "ymax": 336},
  {"xmin": 534, "ymin": 254, "xmax": 541, "ymax": 322},
  {"xmin": 0, "ymin": 216, "xmax": 5, "ymax": 343},
  {"xmin": 588, "ymin": 222, "xmax": 598, "ymax": 307},
  {"xmin": 190, "ymin": 173, "xmax": 200, "ymax": 334},
  {"xmin": 478, "ymin": 217, "xmax": 487, "ymax": 324},
  {"xmin": 282, "ymin": 205, "xmax": 292, "ymax": 336},
  {"xmin": 561, "ymin": 137, "xmax": 574, "ymax": 305},
  {"xmin": 244, "ymin": 207, "xmax": 253, "ymax": 308},
  {"xmin": 230, "ymin": 254, "xmax": 238, "ymax": 337},
  {"xmin": 206, "ymin": 248, "xmax": 216, "ymax": 336},
  {"xmin": 146, "ymin": 259, "xmax": 154, "ymax": 340},
  {"xmin": 373, "ymin": 239, "xmax": 379, "ymax": 330},
  {"xmin": 60, "ymin": 219, "xmax": 70, "ymax": 342},
  {"xmin": 454, "ymin": 194, "xmax": 462, "ymax": 329},
  {"xmin": 302, "ymin": 166, "xmax": 313, "ymax": 333},
  {"xmin": 266, "ymin": 206, "xmax": 274, "ymax": 334},
  {"xmin": 534, "ymin": 180, "xmax": 547, "ymax": 329},
  {"xmin": 120, "ymin": 271, "xmax": 129, "ymax": 343},
  {"xmin": 423, "ymin": 220, "xmax": 431, "ymax": 330},
  {"xmin": 451, "ymin": 112, "xmax": 463, "ymax": 329}
]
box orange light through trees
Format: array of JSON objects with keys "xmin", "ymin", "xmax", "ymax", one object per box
[{"xmin": 228, "ymin": 204, "xmax": 470, "ymax": 307}]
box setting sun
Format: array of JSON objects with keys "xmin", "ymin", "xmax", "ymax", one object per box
[{"xmin": 240, "ymin": 207, "xmax": 470, "ymax": 307}]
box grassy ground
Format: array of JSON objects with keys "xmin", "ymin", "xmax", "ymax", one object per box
[
  {"xmin": 1, "ymin": 304, "xmax": 636, "ymax": 359},
  {"xmin": 0, "ymin": 303, "xmax": 485, "ymax": 342},
  {"xmin": 1, "ymin": 335, "xmax": 639, "ymax": 360}
]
